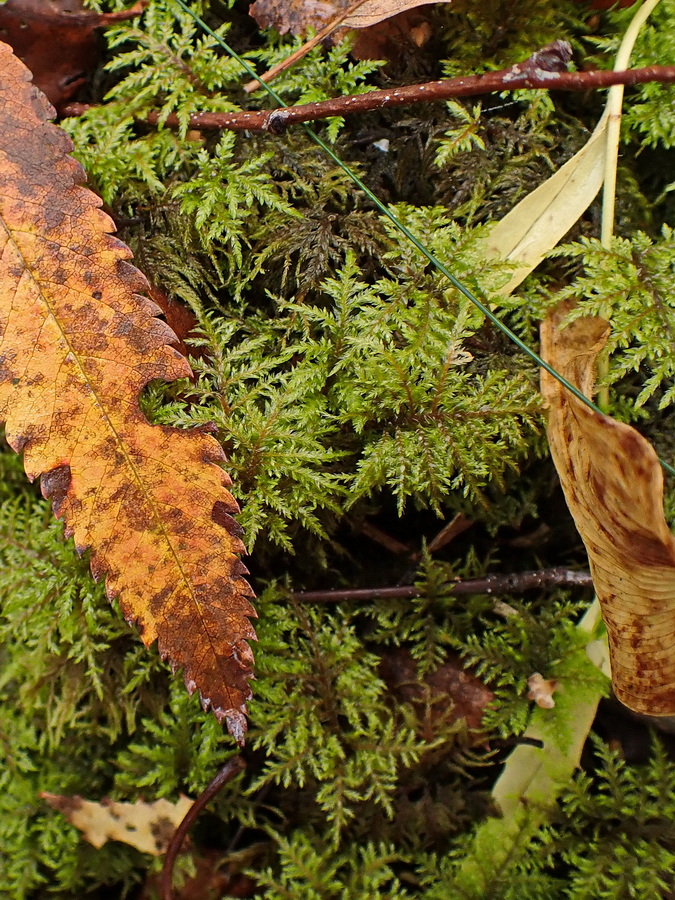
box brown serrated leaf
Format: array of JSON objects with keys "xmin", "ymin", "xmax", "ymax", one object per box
[
  {"xmin": 41, "ymin": 793, "xmax": 194, "ymax": 855},
  {"xmin": 0, "ymin": 42, "xmax": 256, "ymax": 742},
  {"xmin": 541, "ymin": 302, "xmax": 675, "ymax": 716},
  {"xmin": 249, "ymin": 0, "xmax": 450, "ymax": 36}
]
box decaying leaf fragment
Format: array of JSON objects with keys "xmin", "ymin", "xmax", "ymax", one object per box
[
  {"xmin": 0, "ymin": 43, "xmax": 256, "ymax": 741},
  {"xmin": 527, "ymin": 672, "xmax": 558, "ymax": 709},
  {"xmin": 541, "ymin": 303, "xmax": 675, "ymax": 716},
  {"xmin": 41, "ymin": 793, "xmax": 193, "ymax": 855}
]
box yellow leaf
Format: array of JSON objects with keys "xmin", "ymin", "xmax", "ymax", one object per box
[
  {"xmin": 541, "ymin": 303, "xmax": 675, "ymax": 716},
  {"xmin": 478, "ymin": 0, "xmax": 662, "ymax": 294},
  {"xmin": 41, "ymin": 793, "xmax": 193, "ymax": 855},
  {"xmin": 480, "ymin": 114, "xmax": 608, "ymax": 295},
  {"xmin": 0, "ymin": 42, "xmax": 256, "ymax": 741}
]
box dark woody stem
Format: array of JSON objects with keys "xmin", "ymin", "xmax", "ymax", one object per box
[
  {"xmin": 293, "ymin": 567, "xmax": 593, "ymax": 604},
  {"xmin": 160, "ymin": 755, "xmax": 246, "ymax": 900},
  {"xmin": 62, "ymin": 41, "xmax": 675, "ymax": 134}
]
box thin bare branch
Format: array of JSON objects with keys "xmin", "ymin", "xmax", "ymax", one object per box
[
  {"xmin": 294, "ymin": 567, "xmax": 593, "ymax": 603},
  {"xmin": 161, "ymin": 755, "xmax": 246, "ymax": 900},
  {"xmin": 160, "ymin": 46, "xmax": 675, "ymax": 133},
  {"xmin": 244, "ymin": 0, "xmax": 371, "ymax": 93},
  {"xmin": 61, "ymin": 41, "xmax": 675, "ymax": 135}
]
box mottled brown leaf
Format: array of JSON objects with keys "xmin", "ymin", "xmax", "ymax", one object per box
[
  {"xmin": 249, "ymin": 0, "xmax": 451, "ymax": 36},
  {"xmin": 0, "ymin": 42, "xmax": 256, "ymax": 741},
  {"xmin": 41, "ymin": 793, "xmax": 193, "ymax": 855},
  {"xmin": 541, "ymin": 303, "xmax": 675, "ymax": 716}
]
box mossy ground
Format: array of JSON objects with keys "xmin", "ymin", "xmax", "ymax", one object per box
[{"xmin": 1, "ymin": 0, "xmax": 675, "ymax": 897}]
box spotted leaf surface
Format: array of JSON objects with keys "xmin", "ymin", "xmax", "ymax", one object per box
[
  {"xmin": 0, "ymin": 42, "xmax": 256, "ymax": 742},
  {"xmin": 541, "ymin": 303, "xmax": 675, "ymax": 716}
]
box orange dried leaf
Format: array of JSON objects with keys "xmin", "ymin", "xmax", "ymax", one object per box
[
  {"xmin": 41, "ymin": 792, "xmax": 194, "ymax": 855},
  {"xmin": 0, "ymin": 42, "xmax": 256, "ymax": 741},
  {"xmin": 541, "ymin": 303, "xmax": 675, "ymax": 716}
]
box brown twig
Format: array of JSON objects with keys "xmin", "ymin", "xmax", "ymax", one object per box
[
  {"xmin": 133, "ymin": 42, "xmax": 675, "ymax": 135},
  {"xmin": 426, "ymin": 513, "xmax": 473, "ymax": 554},
  {"xmin": 360, "ymin": 519, "xmax": 413, "ymax": 555},
  {"xmin": 161, "ymin": 755, "xmax": 246, "ymax": 900},
  {"xmin": 294, "ymin": 567, "xmax": 593, "ymax": 603},
  {"xmin": 61, "ymin": 41, "xmax": 675, "ymax": 133}
]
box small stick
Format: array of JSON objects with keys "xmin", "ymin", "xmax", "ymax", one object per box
[
  {"xmin": 62, "ymin": 45, "xmax": 675, "ymax": 135},
  {"xmin": 160, "ymin": 755, "xmax": 246, "ymax": 900},
  {"xmin": 427, "ymin": 513, "xmax": 473, "ymax": 554},
  {"xmin": 360, "ymin": 519, "xmax": 412, "ymax": 555},
  {"xmin": 149, "ymin": 49, "xmax": 675, "ymax": 134},
  {"xmin": 294, "ymin": 567, "xmax": 593, "ymax": 603}
]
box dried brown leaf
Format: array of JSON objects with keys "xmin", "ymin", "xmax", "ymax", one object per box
[
  {"xmin": 541, "ymin": 303, "xmax": 675, "ymax": 715},
  {"xmin": 0, "ymin": 43, "xmax": 256, "ymax": 741},
  {"xmin": 249, "ymin": 0, "xmax": 450, "ymax": 36},
  {"xmin": 380, "ymin": 647, "xmax": 494, "ymax": 738},
  {"xmin": 0, "ymin": 0, "xmax": 146, "ymax": 109}
]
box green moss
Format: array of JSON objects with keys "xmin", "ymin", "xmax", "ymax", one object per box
[{"xmin": 2, "ymin": 0, "xmax": 675, "ymax": 896}]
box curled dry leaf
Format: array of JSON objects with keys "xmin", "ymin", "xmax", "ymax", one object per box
[
  {"xmin": 41, "ymin": 793, "xmax": 194, "ymax": 855},
  {"xmin": 541, "ymin": 303, "xmax": 675, "ymax": 716},
  {"xmin": 0, "ymin": 43, "xmax": 256, "ymax": 742}
]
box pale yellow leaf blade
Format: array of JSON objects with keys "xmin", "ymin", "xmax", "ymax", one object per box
[
  {"xmin": 41, "ymin": 793, "xmax": 194, "ymax": 855},
  {"xmin": 480, "ymin": 113, "xmax": 608, "ymax": 295}
]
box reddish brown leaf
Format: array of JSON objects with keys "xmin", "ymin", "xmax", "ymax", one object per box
[
  {"xmin": 140, "ymin": 849, "xmax": 259, "ymax": 899},
  {"xmin": 0, "ymin": 42, "xmax": 256, "ymax": 741},
  {"xmin": 249, "ymin": 0, "xmax": 450, "ymax": 36},
  {"xmin": 0, "ymin": 0, "xmax": 146, "ymax": 109},
  {"xmin": 147, "ymin": 284, "xmax": 201, "ymax": 364},
  {"xmin": 380, "ymin": 648, "xmax": 494, "ymax": 739},
  {"xmin": 541, "ymin": 303, "xmax": 675, "ymax": 716}
]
